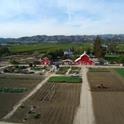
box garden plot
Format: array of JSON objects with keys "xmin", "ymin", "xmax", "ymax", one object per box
[
  {"xmin": 88, "ymin": 68, "xmax": 124, "ymax": 92},
  {"xmin": 7, "ymin": 77, "xmax": 81, "ymax": 124},
  {"xmin": 3, "ymin": 65, "xmax": 32, "ymax": 74},
  {"xmin": 69, "ymin": 67, "xmax": 81, "ymax": 76},
  {"xmin": 0, "ymin": 74, "xmax": 44, "ymax": 119},
  {"xmin": 30, "ymin": 66, "xmax": 50, "ymax": 74},
  {"xmin": 56, "ymin": 67, "xmax": 70, "ymax": 74}
]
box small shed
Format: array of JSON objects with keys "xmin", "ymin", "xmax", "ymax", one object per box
[
  {"xmin": 40, "ymin": 57, "xmax": 51, "ymax": 65},
  {"xmin": 75, "ymin": 51, "xmax": 94, "ymax": 65}
]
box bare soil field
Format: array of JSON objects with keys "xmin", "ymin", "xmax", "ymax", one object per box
[
  {"xmin": 7, "ymin": 83, "xmax": 81, "ymax": 124},
  {"xmin": 0, "ymin": 74, "xmax": 44, "ymax": 119},
  {"xmin": 88, "ymin": 69, "xmax": 124, "ymax": 91},
  {"xmin": 88, "ymin": 68, "xmax": 124, "ymax": 124},
  {"xmin": 92, "ymin": 91, "xmax": 124, "ymax": 124}
]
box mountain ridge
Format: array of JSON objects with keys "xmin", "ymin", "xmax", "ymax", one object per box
[{"xmin": 0, "ymin": 34, "xmax": 124, "ymax": 43}]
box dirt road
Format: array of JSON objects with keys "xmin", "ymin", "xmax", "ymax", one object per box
[{"xmin": 73, "ymin": 66, "xmax": 95, "ymax": 124}]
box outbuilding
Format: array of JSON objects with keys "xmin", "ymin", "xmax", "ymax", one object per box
[{"xmin": 40, "ymin": 57, "xmax": 51, "ymax": 65}]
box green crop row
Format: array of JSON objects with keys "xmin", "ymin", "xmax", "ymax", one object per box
[
  {"xmin": 48, "ymin": 76, "xmax": 82, "ymax": 83},
  {"xmin": 0, "ymin": 87, "xmax": 28, "ymax": 93}
]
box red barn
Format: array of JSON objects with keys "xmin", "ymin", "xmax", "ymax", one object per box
[
  {"xmin": 40, "ymin": 57, "xmax": 51, "ymax": 65},
  {"xmin": 75, "ymin": 51, "xmax": 94, "ymax": 65}
]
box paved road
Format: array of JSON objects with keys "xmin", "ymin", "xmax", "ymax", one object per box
[
  {"xmin": 73, "ymin": 66, "xmax": 95, "ymax": 124},
  {"xmin": 3, "ymin": 73, "xmax": 53, "ymax": 120}
]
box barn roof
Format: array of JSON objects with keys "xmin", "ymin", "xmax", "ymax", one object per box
[{"xmin": 75, "ymin": 51, "xmax": 90, "ymax": 62}]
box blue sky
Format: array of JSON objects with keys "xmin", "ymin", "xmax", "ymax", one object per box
[{"xmin": 0, "ymin": 0, "xmax": 124, "ymax": 37}]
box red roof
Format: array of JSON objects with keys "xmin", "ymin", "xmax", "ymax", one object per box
[
  {"xmin": 75, "ymin": 51, "xmax": 94, "ymax": 65},
  {"xmin": 40, "ymin": 57, "xmax": 51, "ymax": 65}
]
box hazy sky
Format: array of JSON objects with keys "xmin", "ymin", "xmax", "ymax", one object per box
[{"xmin": 0, "ymin": 0, "xmax": 124, "ymax": 37}]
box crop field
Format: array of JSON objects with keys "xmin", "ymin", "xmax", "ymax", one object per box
[
  {"xmin": 88, "ymin": 68, "xmax": 124, "ymax": 91},
  {"xmin": 88, "ymin": 68, "xmax": 124, "ymax": 124},
  {"xmin": 9, "ymin": 43, "xmax": 92, "ymax": 54},
  {"xmin": 0, "ymin": 74, "xmax": 44, "ymax": 119},
  {"xmin": 115, "ymin": 68, "xmax": 124, "ymax": 78},
  {"xmin": 7, "ymin": 82, "xmax": 81, "ymax": 124},
  {"xmin": 48, "ymin": 76, "xmax": 82, "ymax": 83}
]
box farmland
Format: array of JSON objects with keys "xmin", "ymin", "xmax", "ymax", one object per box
[
  {"xmin": 7, "ymin": 82, "xmax": 81, "ymax": 124},
  {"xmin": 88, "ymin": 68, "xmax": 124, "ymax": 124},
  {"xmin": 8, "ymin": 43, "xmax": 92, "ymax": 54},
  {"xmin": 115, "ymin": 68, "xmax": 124, "ymax": 78},
  {"xmin": 0, "ymin": 74, "xmax": 44, "ymax": 119},
  {"xmin": 88, "ymin": 68, "xmax": 124, "ymax": 91},
  {"xmin": 48, "ymin": 76, "xmax": 82, "ymax": 83}
]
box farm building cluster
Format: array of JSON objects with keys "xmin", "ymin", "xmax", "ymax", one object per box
[{"xmin": 39, "ymin": 51, "xmax": 107, "ymax": 66}]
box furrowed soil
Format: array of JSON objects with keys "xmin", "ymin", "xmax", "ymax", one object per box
[
  {"xmin": 0, "ymin": 74, "xmax": 44, "ymax": 119},
  {"xmin": 8, "ymin": 83, "xmax": 81, "ymax": 124},
  {"xmin": 88, "ymin": 69, "xmax": 124, "ymax": 124}
]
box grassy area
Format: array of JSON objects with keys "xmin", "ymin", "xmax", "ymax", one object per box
[
  {"xmin": 48, "ymin": 76, "xmax": 82, "ymax": 83},
  {"xmin": 115, "ymin": 68, "xmax": 124, "ymax": 78},
  {"xmin": 56, "ymin": 67, "xmax": 70, "ymax": 74},
  {"xmin": 89, "ymin": 68, "xmax": 110, "ymax": 72}
]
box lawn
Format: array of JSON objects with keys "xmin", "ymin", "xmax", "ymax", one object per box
[
  {"xmin": 48, "ymin": 76, "xmax": 82, "ymax": 83},
  {"xmin": 115, "ymin": 68, "xmax": 124, "ymax": 78}
]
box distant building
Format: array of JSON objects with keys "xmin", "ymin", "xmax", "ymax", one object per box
[
  {"xmin": 40, "ymin": 57, "xmax": 51, "ymax": 65},
  {"xmin": 75, "ymin": 51, "xmax": 94, "ymax": 65},
  {"xmin": 62, "ymin": 59, "xmax": 74, "ymax": 65},
  {"xmin": 64, "ymin": 49, "xmax": 73, "ymax": 58}
]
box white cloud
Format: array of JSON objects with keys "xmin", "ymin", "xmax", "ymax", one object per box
[{"xmin": 0, "ymin": 0, "xmax": 123, "ymax": 37}]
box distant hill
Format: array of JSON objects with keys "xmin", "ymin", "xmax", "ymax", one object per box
[{"xmin": 0, "ymin": 34, "xmax": 124, "ymax": 44}]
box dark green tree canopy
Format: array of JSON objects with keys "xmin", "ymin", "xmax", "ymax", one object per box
[{"xmin": 94, "ymin": 36, "xmax": 105, "ymax": 58}]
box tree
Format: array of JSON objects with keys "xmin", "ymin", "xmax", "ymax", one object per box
[
  {"xmin": 0, "ymin": 46, "xmax": 10, "ymax": 57},
  {"xmin": 108, "ymin": 43, "xmax": 117, "ymax": 54},
  {"xmin": 94, "ymin": 36, "xmax": 104, "ymax": 58}
]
